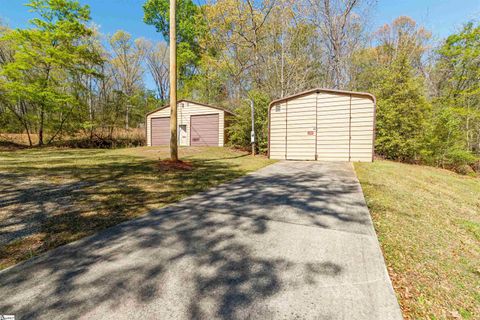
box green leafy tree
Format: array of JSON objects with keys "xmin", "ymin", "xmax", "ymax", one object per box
[
  {"xmin": 433, "ymin": 22, "xmax": 480, "ymax": 156},
  {"xmin": 0, "ymin": 0, "xmax": 101, "ymax": 145},
  {"xmin": 353, "ymin": 17, "xmax": 431, "ymax": 161},
  {"xmin": 143, "ymin": 0, "xmax": 205, "ymax": 82},
  {"xmin": 421, "ymin": 107, "xmax": 477, "ymax": 169}
]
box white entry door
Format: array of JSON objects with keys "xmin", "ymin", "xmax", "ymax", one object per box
[{"xmin": 179, "ymin": 125, "xmax": 188, "ymax": 146}]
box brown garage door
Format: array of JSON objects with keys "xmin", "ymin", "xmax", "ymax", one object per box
[
  {"xmin": 190, "ymin": 114, "xmax": 219, "ymax": 146},
  {"xmin": 151, "ymin": 117, "xmax": 170, "ymax": 146}
]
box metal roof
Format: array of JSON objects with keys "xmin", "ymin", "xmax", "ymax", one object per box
[
  {"xmin": 269, "ymin": 88, "xmax": 376, "ymax": 108},
  {"xmin": 146, "ymin": 99, "xmax": 236, "ymax": 117}
]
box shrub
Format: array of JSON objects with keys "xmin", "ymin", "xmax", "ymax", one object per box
[
  {"xmin": 472, "ymin": 160, "xmax": 480, "ymax": 173},
  {"xmin": 445, "ymin": 149, "xmax": 477, "ymax": 166},
  {"xmin": 439, "ymin": 150, "xmax": 477, "ymax": 175},
  {"xmin": 454, "ymin": 164, "xmax": 475, "ymax": 176},
  {"xmin": 227, "ymin": 91, "xmax": 270, "ymax": 154}
]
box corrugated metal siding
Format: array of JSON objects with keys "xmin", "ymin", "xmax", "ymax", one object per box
[
  {"xmin": 286, "ymin": 94, "xmax": 316, "ymax": 160},
  {"xmin": 316, "ymin": 93, "xmax": 350, "ymax": 161},
  {"xmin": 269, "ymin": 102, "xmax": 287, "ymax": 160},
  {"xmin": 269, "ymin": 91, "xmax": 375, "ymax": 162},
  {"xmin": 146, "ymin": 101, "xmax": 225, "ymax": 146},
  {"xmin": 349, "ymin": 97, "xmax": 374, "ymax": 161},
  {"xmin": 151, "ymin": 117, "xmax": 170, "ymax": 146},
  {"xmin": 190, "ymin": 114, "xmax": 219, "ymax": 146}
]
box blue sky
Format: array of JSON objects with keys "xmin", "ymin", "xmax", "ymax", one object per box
[
  {"xmin": 1, "ymin": 0, "xmax": 479, "ymax": 90},
  {"xmin": 374, "ymin": 0, "xmax": 480, "ymax": 41},
  {"xmin": 1, "ymin": 0, "xmax": 479, "ymax": 41},
  {"xmin": 0, "ymin": 0, "xmax": 161, "ymax": 41}
]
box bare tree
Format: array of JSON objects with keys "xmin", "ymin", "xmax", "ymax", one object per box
[
  {"xmin": 375, "ymin": 16, "xmax": 431, "ymax": 69},
  {"xmin": 307, "ymin": 0, "xmax": 374, "ymax": 88},
  {"xmin": 109, "ymin": 30, "xmax": 147, "ymax": 129},
  {"xmin": 139, "ymin": 39, "xmax": 170, "ymax": 102},
  {"xmin": 263, "ymin": 0, "xmax": 323, "ymax": 98},
  {"xmin": 202, "ymin": 0, "xmax": 277, "ymax": 101}
]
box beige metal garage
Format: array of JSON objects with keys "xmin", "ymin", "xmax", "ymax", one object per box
[
  {"xmin": 268, "ymin": 88, "xmax": 376, "ymax": 162},
  {"xmin": 146, "ymin": 100, "xmax": 234, "ymax": 147}
]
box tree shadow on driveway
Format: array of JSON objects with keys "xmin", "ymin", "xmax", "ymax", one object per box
[
  {"xmin": 0, "ymin": 161, "xmax": 382, "ymax": 320},
  {"xmin": 0, "ymin": 153, "xmax": 256, "ymax": 266}
]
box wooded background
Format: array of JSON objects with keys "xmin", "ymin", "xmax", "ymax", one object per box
[{"xmin": 0, "ymin": 0, "xmax": 479, "ymax": 172}]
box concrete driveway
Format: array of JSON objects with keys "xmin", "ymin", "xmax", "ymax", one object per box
[{"xmin": 0, "ymin": 161, "xmax": 402, "ymax": 320}]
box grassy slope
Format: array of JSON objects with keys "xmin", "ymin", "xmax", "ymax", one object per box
[
  {"xmin": 0, "ymin": 146, "xmax": 275, "ymax": 269},
  {"xmin": 355, "ymin": 160, "xmax": 480, "ymax": 319}
]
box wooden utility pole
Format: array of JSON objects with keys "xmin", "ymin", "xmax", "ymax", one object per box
[{"xmin": 169, "ymin": 0, "xmax": 178, "ymax": 161}]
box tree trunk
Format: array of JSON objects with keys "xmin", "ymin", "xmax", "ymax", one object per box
[
  {"xmin": 89, "ymin": 77, "xmax": 94, "ymax": 140},
  {"xmin": 38, "ymin": 104, "xmax": 44, "ymax": 146},
  {"xmin": 169, "ymin": 0, "xmax": 178, "ymax": 161},
  {"xmin": 125, "ymin": 104, "xmax": 130, "ymax": 130},
  {"xmin": 17, "ymin": 101, "xmax": 33, "ymax": 147},
  {"xmin": 38, "ymin": 65, "xmax": 51, "ymax": 146},
  {"xmin": 26, "ymin": 132, "xmax": 32, "ymax": 147},
  {"xmin": 477, "ymin": 129, "xmax": 480, "ymax": 153},
  {"xmin": 47, "ymin": 103, "xmax": 76, "ymax": 145}
]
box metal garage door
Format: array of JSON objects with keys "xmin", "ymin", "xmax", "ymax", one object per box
[
  {"xmin": 190, "ymin": 114, "xmax": 219, "ymax": 146},
  {"xmin": 286, "ymin": 94, "xmax": 317, "ymax": 160},
  {"xmin": 151, "ymin": 117, "xmax": 170, "ymax": 146},
  {"xmin": 269, "ymin": 102, "xmax": 287, "ymax": 159},
  {"xmin": 316, "ymin": 94, "xmax": 351, "ymax": 161},
  {"xmin": 269, "ymin": 89, "xmax": 375, "ymax": 162}
]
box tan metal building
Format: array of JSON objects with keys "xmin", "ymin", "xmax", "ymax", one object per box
[
  {"xmin": 268, "ymin": 88, "xmax": 376, "ymax": 162},
  {"xmin": 146, "ymin": 100, "xmax": 234, "ymax": 147}
]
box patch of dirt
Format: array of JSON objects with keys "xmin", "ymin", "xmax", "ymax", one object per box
[
  {"xmin": 0, "ymin": 173, "xmax": 95, "ymax": 246},
  {"xmin": 0, "ymin": 233, "xmax": 46, "ymax": 269},
  {"xmin": 156, "ymin": 160, "xmax": 194, "ymax": 171}
]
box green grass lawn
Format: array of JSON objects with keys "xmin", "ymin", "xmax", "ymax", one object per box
[
  {"xmin": 0, "ymin": 146, "xmax": 275, "ymax": 270},
  {"xmin": 355, "ymin": 160, "xmax": 480, "ymax": 320}
]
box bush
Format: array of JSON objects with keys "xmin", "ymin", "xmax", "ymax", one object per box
[
  {"xmin": 454, "ymin": 164, "xmax": 475, "ymax": 176},
  {"xmin": 0, "ymin": 128, "xmax": 146, "ymax": 149},
  {"xmin": 438, "ymin": 150, "xmax": 477, "ymax": 175},
  {"xmin": 472, "ymin": 160, "xmax": 480, "ymax": 173},
  {"xmin": 445, "ymin": 149, "xmax": 477, "ymax": 167},
  {"xmin": 227, "ymin": 91, "xmax": 270, "ymax": 154},
  {"xmin": 53, "ymin": 136, "xmax": 145, "ymax": 149},
  {"xmin": 52, "ymin": 129, "xmax": 146, "ymax": 148}
]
